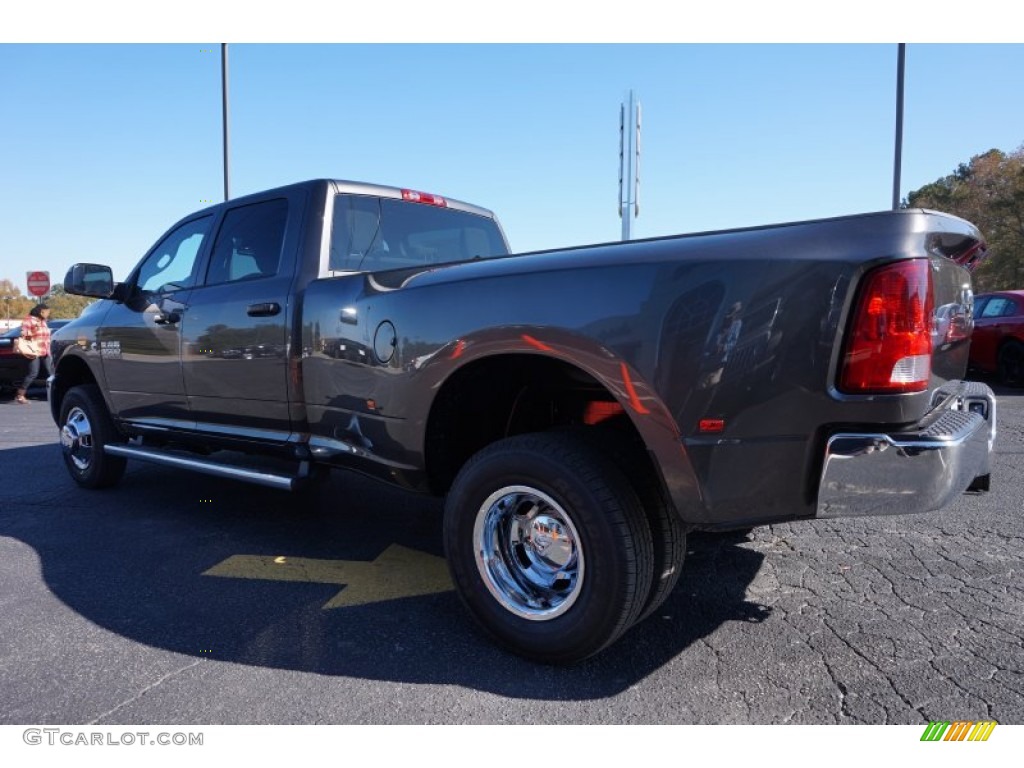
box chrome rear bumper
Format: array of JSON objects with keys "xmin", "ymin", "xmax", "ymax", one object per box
[{"xmin": 817, "ymin": 381, "xmax": 995, "ymax": 518}]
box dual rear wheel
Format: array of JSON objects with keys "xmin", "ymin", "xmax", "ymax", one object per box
[{"xmin": 443, "ymin": 431, "xmax": 685, "ymax": 664}]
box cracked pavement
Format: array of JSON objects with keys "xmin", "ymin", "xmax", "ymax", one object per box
[{"xmin": 0, "ymin": 382, "xmax": 1021, "ymax": 724}]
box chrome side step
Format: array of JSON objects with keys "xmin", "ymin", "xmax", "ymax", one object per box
[{"xmin": 104, "ymin": 444, "xmax": 300, "ymax": 491}]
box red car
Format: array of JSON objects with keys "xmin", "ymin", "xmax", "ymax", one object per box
[{"xmin": 969, "ymin": 290, "xmax": 1024, "ymax": 385}]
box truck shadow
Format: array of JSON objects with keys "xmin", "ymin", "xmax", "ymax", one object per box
[{"xmin": 1, "ymin": 442, "xmax": 769, "ymax": 701}]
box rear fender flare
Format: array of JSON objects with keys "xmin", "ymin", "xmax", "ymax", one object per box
[{"xmin": 416, "ymin": 325, "xmax": 704, "ymax": 523}]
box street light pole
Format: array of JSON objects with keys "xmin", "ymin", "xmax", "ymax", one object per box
[
  {"xmin": 222, "ymin": 43, "xmax": 231, "ymax": 202},
  {"xmin": 892, "ymin": 43, "xmax": 906, "ymax": 210}
]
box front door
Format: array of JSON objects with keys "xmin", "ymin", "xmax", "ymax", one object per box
[{"xmin": 99, "ymin": 215, "xmax": 213, "ymax": 424}]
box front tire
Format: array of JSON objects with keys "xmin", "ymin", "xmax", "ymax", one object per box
[
  {"xmin": 443, "ymin": 432, "xmax": 653, "ymax": 664},
  {"xmin": 59, "ymin": 384, "xmax": 127, "ymax": 489}
]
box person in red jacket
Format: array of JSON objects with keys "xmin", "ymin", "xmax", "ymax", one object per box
[{"xmin": 16, "ymin": 303, "xmax": 52, "ymax": 405}]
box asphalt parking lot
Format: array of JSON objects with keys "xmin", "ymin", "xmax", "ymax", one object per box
[{"xmin": 1, "ymin": 383, "xmax": 1021, "ymax": 725}]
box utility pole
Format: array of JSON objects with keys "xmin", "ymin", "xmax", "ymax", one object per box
[
  {"xmin": 619, "ymin": 90, "xmax": 641, "ymax": 241},
  {"xmin": 892, "ymin": 44, "xmax": 906, "ymax": 210},
  {"xmin": 222, "ymin": 43, "xmax": 231, "ymax": 201}
]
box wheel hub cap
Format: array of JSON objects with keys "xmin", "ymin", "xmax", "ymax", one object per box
[
  {"xmin": 61, "ymin": 406, "xmax": 94, "ymax": 471},
  {"xmin": 473, "ymin": 486, "xmax": 584, "ymax": 621}
]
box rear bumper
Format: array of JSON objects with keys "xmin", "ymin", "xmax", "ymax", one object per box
[{"xmin": 817, "ymin": 380, "xmax": 995, "ymax": 518}]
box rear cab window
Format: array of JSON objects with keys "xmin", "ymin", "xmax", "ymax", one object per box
[{"xmin": 328, "ymin": 193, "xmax": 509, "ymax": 274}]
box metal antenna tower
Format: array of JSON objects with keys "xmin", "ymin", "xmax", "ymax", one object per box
[{"xmin": 619, "ymin": 90, "xmax": 641, "ymax": 241}]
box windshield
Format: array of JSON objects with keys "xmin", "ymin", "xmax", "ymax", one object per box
[{"xmin": 329, "ymin": 194, "xmax": 509, "ymax": 273}]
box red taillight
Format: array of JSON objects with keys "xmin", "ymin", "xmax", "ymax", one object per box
[
  {"xmin": 839, "ymin": 259, "xmax": 934, "ymax": 394},
  {"xmin": 401, "ymin": 189, "xmax": 447, "ymax": 207}
]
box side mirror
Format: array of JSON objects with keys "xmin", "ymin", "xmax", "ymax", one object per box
[{"xmin": 64, "ymin": 264, "xmax": 115, "ymax": 298}]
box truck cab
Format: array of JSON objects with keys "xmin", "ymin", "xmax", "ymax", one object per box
[{"xmin": 53, "ymin": 179, "xmax": 509, "ymax": 449}]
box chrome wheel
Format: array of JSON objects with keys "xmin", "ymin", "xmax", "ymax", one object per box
[
  {"xmin": 61, "ymin": 406, "xmax": 94, "ymax": 472},
  {"xmin": 444, "ymin": 433, "xmax": 654, "ymax": 663},
  {"xmin": 58, "ymin": 384, "xmax": 126, "ymax": 489},
  {"xmin": 473, "ymin": 485, "xmax": 584, "ymax": 620}
]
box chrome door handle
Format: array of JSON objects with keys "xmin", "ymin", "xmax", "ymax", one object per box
[
  {"xmin": 153, "ymin": 310, "xmax": 182, "ymax": 325},
  {"xmin": 247, "ymin": 302, "xmax": 281, "ymax": 317}
]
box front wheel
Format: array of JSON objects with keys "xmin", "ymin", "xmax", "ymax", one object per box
[
  {"xmin": 59, "ymin": 384, "xmax": 127, "ymax": 488},
  {"xmin": 443, "ymin": 432, "xmax": 653, "ymax": 664}
]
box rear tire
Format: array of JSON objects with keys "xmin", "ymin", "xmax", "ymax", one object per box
[
  {"xmin": 443, "ymin": 432, "xmax": 653, "ymax": 664},
  {"xmin": 967, "ymin": 473, "xmax": 991, "ymax": 492},
  {"xmin": 633, "ymin": 482, "xmax": 687, "ymax": 623},
  {"xmin": 579, "ymin": 426, "xmax": 687, "ymax": 623},
  {"xmin": 997, "ymin": 340, "xmax": 1024, "ymax": 386},
  {"xmin": 59, "ymin": 384, "xmax": 127, "ymax": 489}
]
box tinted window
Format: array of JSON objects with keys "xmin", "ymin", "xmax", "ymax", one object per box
[
  {"xmin": 979, "ymin": 297, "xmax": 1019, "ymax": 318},
  {"xmin": 329, "ymin": 194, "xmax": 508, "ymax": 272},
  {"xmin": 206, "ymin": 199, "xmax": 288, "ymax": 285},
  {"xmin": 137, "ymin": 216, "xmax": 213, "ymax": 293},
  {"xmin": 330, "ymin": 195, "xmax": 384, "ymax": 272}
]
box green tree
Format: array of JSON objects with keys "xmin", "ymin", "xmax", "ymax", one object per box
[
  {"xmin": 0, "ymin": 279, "xmax": 96, "ymax": 323},
  {"xmin": 0, "ymin": 278, "xmax": 35, "ymax": 324},
  {"xmin": 905, "ymin": 145, "xmax": 1024, "ymax": 292}
]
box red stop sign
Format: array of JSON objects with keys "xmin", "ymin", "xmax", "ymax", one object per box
[{"xmin": 26, "ymin": 271, "xmax": 50, "ymax": 297}]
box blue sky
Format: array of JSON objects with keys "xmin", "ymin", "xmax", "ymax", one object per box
[{"xmin": 2, "ymin": 25, "xmax": 1023, "ymax": 291}]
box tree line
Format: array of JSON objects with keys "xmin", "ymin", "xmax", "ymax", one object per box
[
  {"xmin": 0, "ymin": 279, "xmax": 96, "ymax": 322},
  {"xmin": 905, "ymin": 143, "xmax": 1024, "ymax": 292}
]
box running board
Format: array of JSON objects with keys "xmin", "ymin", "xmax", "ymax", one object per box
[{"xmin": 104, "ymin": 444, "xmax": 301, "ymax": 491}]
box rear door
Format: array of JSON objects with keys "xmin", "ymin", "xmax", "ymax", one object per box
[{"xmin": 179, "ymin": 190, "xmax": 305, "ymax": 438}]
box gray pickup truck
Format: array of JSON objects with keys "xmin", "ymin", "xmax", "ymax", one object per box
[{"xmin": 52, "ymin": 178, "xmax": 996, "ymax": 663}]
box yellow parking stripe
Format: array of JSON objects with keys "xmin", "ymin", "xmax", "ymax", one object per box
[{"xmin": 203, "ymin": 544, "xmax": 453, "ymax": 608}]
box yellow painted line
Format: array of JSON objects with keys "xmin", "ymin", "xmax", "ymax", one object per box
[
  {"xmin": 203, "ymin": 544, "xmax": 453, "ymax": 608},
  {"xmin": 968, "ymin": 721, "xmax": 997, "ymax": 741}
]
